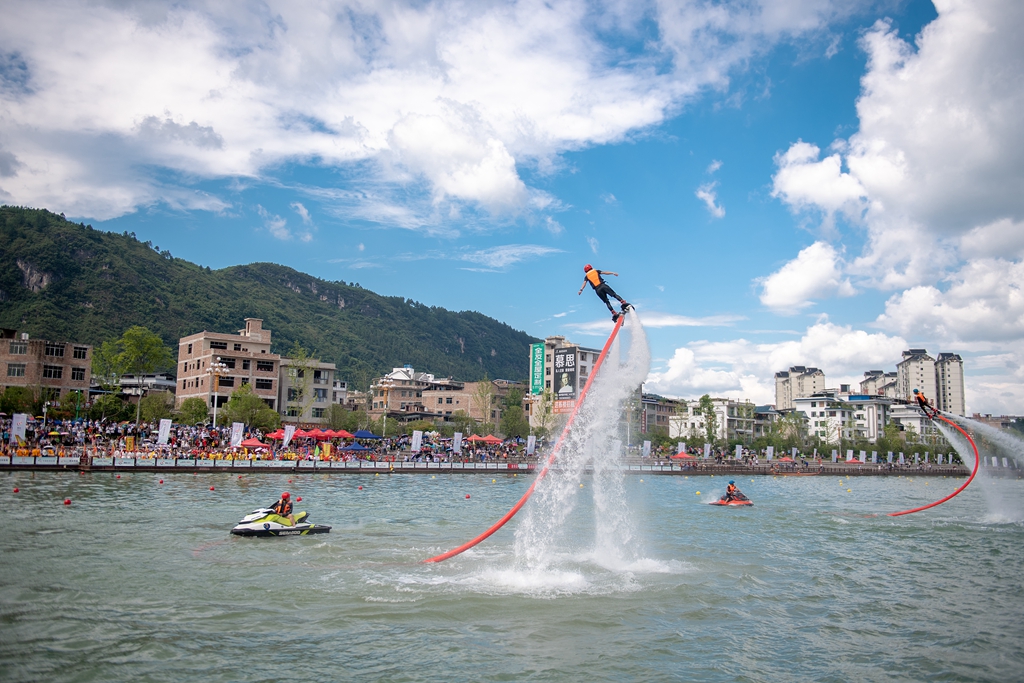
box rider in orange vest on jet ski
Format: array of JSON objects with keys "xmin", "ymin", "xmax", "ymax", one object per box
[
  {"xmin": 271, "ymin": 491, "xmax": 296, "ymax": 526},
  {"xmin": 725, "ymin": 481, "xmax": 738, "ymax": 502},
  {"xmin": 578, "ymin": 265, "xmax": 631, "ymax": 321}
]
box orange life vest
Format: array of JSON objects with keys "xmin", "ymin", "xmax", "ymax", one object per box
[
  {"xmin": 585, "ymin": 270, "xmax": 602, "ymax": 287},
  {"xmin": 727, "ymin": 484, "xmax": 736, "ymax": 494},
  {"xmin": 273, "ymin": 499, "xmax": 292, "ymax": 516}
]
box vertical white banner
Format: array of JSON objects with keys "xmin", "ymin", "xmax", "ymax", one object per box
[
  {"xmin": 831, "ymin": 449, "xmax": 837, "ymax": 463},
  {"xmin": 871, "ymin": 451, "xmax": 877, "ymax": 463},
  {"xmin": 914, "ymin": 453, "xmax": 920, "ymax": 464},
  {"xmin": 703, "ymin": 443, "xmax": 711, "ymax": 459},
  {"xmin": 525, "ymin": 434, "xmax": 535, "ymax": 456},
  {"xmin": 12, "ymin": 413, "xmax": 27, "ymax": 442},
  {"xmin": 677, "ymin": 442, "xmax": 685, "ymax": 455},
  {"xmin": 791, "ymin": 447, "xmax": 798, "ymax": 459},
  {"xmin": 411, "ymin": 430, "xmax": 423, "ymax": 453},
  {"xmin": 937, "ymin": 453, "xmax": 944, "ymax": 465},
  {"xmin": 1002, "ymin": 457, "xmax": 1009, "ymax": 468},
  {"xmin": 157, "ymin": 419, "xmax": 172, "ymax": 445},
  {"xmin": 846, "ymin": 449, "xmax": 854, "ymax": 461},
  {"xmin": 924, "ymin": 451, "xmax": 929, "ymax": 463},
  {"xmin": 453, "ymin": 432, "xmax": 463, "ymax": 454},
  {"xmin": 766, "ymin": 445, "xmax": 774, "ymax": 460},
  {"xmin": 887, "ymin": 451, "xmax": 893, "ymax": 463},
  {"xmin": 899, "ymin": 452, "xmax": 905, "ymax": 464},
  {"xmin": 859, "ymin": 450, "xmax": 867, "ymax": 463},
  {"xmin": 283, "ymin": 425, "xmax": 296, "ymax": 448},
  {"xmin": 735, "ymin": 444, "xmax": 742, "ymax": 459},
  {"xmin": 231, "ymin": 422, "xmax": 244, "ymax": 447},
  {"xmin": 642, "ymin": 440, "xmax": 651, "ymax": 458}
]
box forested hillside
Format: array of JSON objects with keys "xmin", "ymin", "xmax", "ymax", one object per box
[{"xmin": 0, "ymin": 207, "xmax": 535, "ymax": 385}]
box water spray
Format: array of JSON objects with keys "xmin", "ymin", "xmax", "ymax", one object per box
[
  {"xmin": 423, "ymin": 314, "xmax": 627, "ymax": 563},
  {"xmin": 888, "ymin": 412, "xmax": 980, "ymax": 517}
]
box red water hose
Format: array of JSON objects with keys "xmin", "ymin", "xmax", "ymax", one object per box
[
  {"xmin": 887, "ymin": 412, "xmax": 980, "ymax": 517},
  {"xmin": 424, "ymin": 314, "xmax": 627, "ymax": 563}
]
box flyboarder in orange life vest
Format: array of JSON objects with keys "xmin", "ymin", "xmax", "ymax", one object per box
[
  {"xmin": 913, "ymin": 389, "xmax": 939, "ymax": 419},
  {"xmin": 578, "ymin": 265, "xmax": 631, "ymax": 321}
]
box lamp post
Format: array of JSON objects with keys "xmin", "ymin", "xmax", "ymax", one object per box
[{"xmin": 208, "ymin": 357, "xmax": 229, "ymax": 428}]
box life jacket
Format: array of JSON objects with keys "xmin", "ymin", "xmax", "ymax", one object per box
[
  {"xmin": 585, "ymin": 269, "xmax": 603, "ymax": 288},
  {"xmin": 727, "ymin": 484, "xmax": 736, "ymax": 494},
  {"xmin": 272, "ymin": 499, "xmax": 292, "ymax": 516}
]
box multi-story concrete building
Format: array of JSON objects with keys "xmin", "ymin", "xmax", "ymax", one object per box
[
  {"xmin": 860, "ymin": 370, "xmax": 898, "ymax": 398},
  {"xmin": 279, "ymin": 358, "xmax": 337, "ymax": 423},
  {"xmin": 794, "ymin": 391, "xmax": 891, "ymax": 444},
  {"xmin": 176, "ymin": 318, "xmax": 281, "ymax": 415},
  {"xmin": 935, "ymin": 353, "xmax": 965, "ymax": 416},
  {"xmin": 774, "ymin": 366, "xmax": 826, "ymax": 411},
  {"xmin": 669, "ymin": 397, "xmax": 755, "ymax": 443},
  {"xmin": 896, "ymin": 349, "xmax": 936, "ymax": 402},
  {"xmin": 890, "ymin": 402, "xmax": 944, "ymax": 445},
  {"xmin": 527, "ymin": 335, "xmax": 602, "ymax": 428},
  {"xmin": 641, "ymin": 393, "xmax": 683, "ymax": 436},
  {"xmin": 119, "ymin": 372, "xmax": 177, "ymax": 398},
  {"xmin": 0, "ymin": 329, "xmax": 92, "ymax": 402}
]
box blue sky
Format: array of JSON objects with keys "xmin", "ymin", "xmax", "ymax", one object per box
[{"xmin": 3, "ymin": 0, "xmax": 1023, "ymax": 413}]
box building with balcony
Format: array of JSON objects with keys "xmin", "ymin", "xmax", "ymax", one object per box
[
  {"xmin": 278, "ymin": 358, "xmax": 337, "ymax": 424},
  {"xmin": 935, "ymin": 353, "xmax": 965, "ymax": 416},
  {"xmin": 0, "ymin": 329, "xmax": 92, "ymax": 403},
  {"xmin": 176, "ymin": 318, "xmax": 281, "ymax": 415},
  {"xmin": 774, "ymin": 366, "xmax": 826, "ymax": 411},
  {"xmin": 669, "ymin": 397, "xmax": 756, "ymax": 443}
]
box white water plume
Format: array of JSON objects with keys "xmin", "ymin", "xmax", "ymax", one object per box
[
  {"xmin": 513, "ymin": 313, "xmax": 651, "ymax": 569},
  {"xmin": 946, "ymin": 415, "xmax": 1024, "ymax": 468},
  {"xmin": 935, "ymin": 418, "xmax": 1023, "ymax": 522}
]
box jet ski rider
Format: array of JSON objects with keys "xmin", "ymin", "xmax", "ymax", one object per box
[
  {"xmin": 272, "ymin": 491, "xmax": 296, "ymax": 526},
  {"xmin": 725, "ymin": 481, "xmax": 739, "ymax": 502}
]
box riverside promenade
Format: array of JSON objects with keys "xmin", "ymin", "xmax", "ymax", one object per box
[{"xmin": 0, "ymin": 453, "xmax": 994, "ymax": 477}]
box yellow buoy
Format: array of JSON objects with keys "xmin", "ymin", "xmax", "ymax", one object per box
[
  {"xmin": 847, "ymin": 489, "xmax": 851, "ymax": 492},
  {"xmin": 640, "ymin": 479, "xmax": 644, "ymax": 483},
  {"xmin": 431, "ymin": 476, "xmax": 435, "ymax": 479},
  {"xmin": 696, "ymin": 491, "xmax": 701, "ymax": 495},
  {"xmin": 580, "ymin": 483, "xmax": 584, "ymax": 488}
]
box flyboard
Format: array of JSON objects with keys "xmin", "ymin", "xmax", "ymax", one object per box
[
  {"xmin": 423, "ymin": 311, "xmax": 628, "ymax": 563},
  {"xmin": 887, "ymin": 410, "xmax": 980, "ymax": 517}
]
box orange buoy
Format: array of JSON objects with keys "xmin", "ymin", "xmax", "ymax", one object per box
[
  {"xmin": 210, "ymin": 486, "xmax": 215, "ymax": 491},
  {"xmin": 296, "ymin": 496, "xmax": 302, "ymax": 502},
  {"xmin": 116, "ymin": 475, "xmax": 121, "ymax": 479},
  {"xmin": 63, "ymin": 498, "xmax": 71, "ymax": 505},
  {"xmin": 465, "ymin": 494, "xmax": 471, "ymax": 499},
  {"xmin": 358, "ymin": 486, "xmax": 363, "ymax": 490},
  {"xmin": 13, "ymin": 487, "xmax": 19, "ymax": 493},
  {"xmin": 159, "ymin": 479, "xmax": 163, "ymax": 484}
]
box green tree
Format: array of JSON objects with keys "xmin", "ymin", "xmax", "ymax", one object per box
[
  {"xmin": 0, "ymin": 386, "xmax": 35, "ymax": 414},
  {"xmin": 698, "ymin": 394, "xmax": 718, "ymax": 446},
  {"xmin": 112, "ymin": 326, "xmax": 173, "ymax": 425},
  {"xmin": 284, "ymin": 342, "xmax": 316, "ymax": 423},
  {"xmin": 220, "ymin": 383, "xmax": 281, "ymax": 431},
  {"xmin": 178, "ymin": 396, "xmax": 210, "ymax": 425},
  {"xmin": 140, "ymin": 391, "xmax": 175, "ymax": 422},
  {"xmin": 58, "ymin": 390, "xmax": 86, "ymax": 420},
  {"xmin": 449, "ymin": 410, "xmax": 479, "ymax": 437},
  {"xmin": 91, "ymin": 340, "xmax": 122, "ymax": 389},
  {"xmin": 500, "ymin": 388, "xmax": 529, "ymax": 438},
  {"xmin": 474, "ymin": 376, "xmax": 495, "ymax": 425},
  {"xmin": 325, "ymin": 403, "xmax": 351, "ymax": 430},
  {"xmin": 532, "ymin": 389, "xmax": 555, "ymax": 437},
  {"xmin": 88, "ymin": 393, "xmax": 132, "ymax": 421}
]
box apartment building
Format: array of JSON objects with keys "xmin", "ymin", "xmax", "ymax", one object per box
[
  {"xmin": 527, "ymin": 336, "xmax": 603, "ymax": 427},
  {"xmin": 793, "ymin": 391, "xmax": 890, "ymax": 444},
  {"xmin": 279, "ymin": 358, "xmax": 337, "ymax": 423},
  {"xmin": 641, "ymin": 393, "xmax": 683, "ymax": 436},
  {"xmin": 935, "ymin": 353, "xmax": 965, "ymax": 416},
  {"xmin": 774, "ymin": 366, "xmax": 826, "ymax": 411},
  {"xmin": 860, "ymin": 370, "xmax": 898, "ymax": 398},
  {"xmin": 895, "ymin": 349, "xmax": 937, "ymax": 403},
  {"xmin": 0, "ymin": 329, "xmax": 92, "ymax": 402},
  {"xmin": 176, "ymin": 318, "xmax": 281, "ymax": 413},
  {"xmin": 669, "ymin": 397, "xmax": 756, "ymax": 443}
]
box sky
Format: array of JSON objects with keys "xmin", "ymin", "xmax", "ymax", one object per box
[{"xmin": 2, "ymin": 0, "xmax": 1023, "ymax": 414}]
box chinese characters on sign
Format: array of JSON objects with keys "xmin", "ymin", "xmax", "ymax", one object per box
[
  {"xmin": 552, "ymin": 347, "xmax": 577, "ymax": 414},
  {"xmin": 530, "ymin": 343, "xmax": 544, "ymax": 395}
]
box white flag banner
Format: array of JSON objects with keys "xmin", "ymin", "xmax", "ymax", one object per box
[
  {"xmin": 703, "ymin": 443, "xmax": 711, "ymax": 459},
  {"xmin": 678, "ymin": 442, "xmax": 685, "ymax": 455},
  {"xmin": 525, "ymin": 435, "xmax": 535, "ymax": 456},
  {"xmin": 859, "ymin": 450, "xmax": 867, "ymax": 463},
  {"xmin": 871, "ymin": 451, "xmax": 877, "ymax": 464},
  {"xmin": 887, "ymin": 452, "xmax": 893, "ymax": 463},
  {"xmin": 831, "ymin": 449, "xmax": 838, "ymax": 463},
  {"xmin": 914, "ymin": 453, "xmax": 920, "ymax": 464},
  {"xmin": 12, "ymin": 413, "xmax": 27, "ymax": 442},
  {"xmin": 231, "ymin": 422, "xmax": 244, "ymax": 447},
  {"xmin": 766, "ymin": 446, "xmax": 774, "ymax": 461},
  {"xmin": 283, "ymin": 425, "xmax": 296, "ymax": 448},
  {"xmin": 642, "ymin": 440, "xmax": 651, "ymax": 458},
  {"xmin": 157, "ymin": 419, "xmax": 172, "ymax": 445},
  {"xmin": 846, "ymin": 449, "xmax": 855, "ymax": 462},
  {"xmin": 791, "ymin": 447, "xmax": 798, "ymax": 459},
  {"xmin": 937, "ymin": 453, "xmax": 944, "ymax": 465},
  {"xmin": 899, "ymin": 452, "xmax": 905, "ymax": 464},
  {"xmin": 1003, "ymin": 457, "xmax": 1009, "ymax": 468},
  {"xmin": 735, "ymin": 445, "xmax": 742, "ymax": 459},
  {"xmin": 453, "ymin": 432, "xmax": 463, "ymax": 454},
  {"xmin": 411, "ymin": 430, "xmax": 423, "ymax": 453}
]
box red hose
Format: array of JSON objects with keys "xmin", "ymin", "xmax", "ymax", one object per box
[
  {"xmin": 887, "ymin": 413, "xmax": 980, "ymax": 517},
  {"xmin": 424, "ymin": 314, "xmax": 627, "ymax": 563}
]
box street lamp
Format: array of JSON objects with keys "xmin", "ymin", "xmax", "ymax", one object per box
[{"xmin": 208, "ymin": 357, "xmax": 229, "ymax": 428}]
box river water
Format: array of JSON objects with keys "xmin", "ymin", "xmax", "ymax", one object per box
[{"xmin": 2, "ymin": 470, "xmax": 1022, "ymax": 682}]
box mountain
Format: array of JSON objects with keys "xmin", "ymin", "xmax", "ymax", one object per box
[{"xmin": 0, "ymin": 206, "xmax": 536, "ymax": 385}]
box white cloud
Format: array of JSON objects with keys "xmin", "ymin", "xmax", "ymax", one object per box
[
  {"xmin": 771, "ymin": 140, "xmax": 866, "ymax": 217},
  {"xmin": 291, "ymin": 202, "xmax": 312, "ymax": 225},
  {"xmin": 695, "ymin": 181, "xmax": 725, "ymax": 218},
  {"xmin": 601, "ymin": 193, "xmax": 617, "ymax": 204},
  {"xmin": 0, "ymin": 0, "xmax": 864, "ymax": 223},
  {"xmin": 256, "ymin": 205, "xmax": 290, "ymax": 240},
  {"xmin": 706, "ymin": 159, "xmax": 722, "ymax": 174},
  {"xmin": 758, "ymin": 241, "xmax": 854, "ymax": 313},
  {"xmin": 567, "ymin": 311, "xmax": 743, "ymax": 334},
  {"xmin": 587, "ymin": 236, "xmax": 599, "ymax": 254},
  {"xmin": 458, "ymin": 244, "xmax": 562, "ymax": 270},
  {"xmin": 645, "ymin": 321, "xmax": 907, "ymax": 403}
]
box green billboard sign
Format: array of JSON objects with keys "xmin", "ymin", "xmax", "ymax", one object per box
[{"xmin": 530, "ymin": 343, "xmax": 545, "ymax": 395}]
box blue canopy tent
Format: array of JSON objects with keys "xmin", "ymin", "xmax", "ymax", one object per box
[
  {"xmin": 342, "ymin": 442, "xmax": 371, "ymax": 451},
  {"xmin": 352, "ymin": 429, "xmax": 382, "ymax": 439}
]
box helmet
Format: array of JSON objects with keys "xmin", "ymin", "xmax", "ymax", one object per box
[
  {"xmin": 281, "ymin": 491, "xmax": 290, "ymax": 499},
  {"xmin": 583, "ymin": 264, "xmax": 593, "ymax": 272},
  {"xmin": 913, "ymin": 389, "xmax": 920, "ymax": 394},
  {"xmin": 729, "ymin": 480, "xmax": 735, "ymax": 485}
]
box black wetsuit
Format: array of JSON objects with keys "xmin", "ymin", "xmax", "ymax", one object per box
[{"xmin": 585, "ymin": 270, "xmax": 626, "ymax": 314}]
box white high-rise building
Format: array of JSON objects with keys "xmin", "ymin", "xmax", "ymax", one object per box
[
  {"xmin": 774, "ymin": 366, "xmax": 825, "ymax": 411},
  {"xmin": 935, "ymin": 353, "xmax": 966, "ymax": 416},
  {"xmin": 896, "ymin": 349, "xmax": 936, "ymax": 402}
]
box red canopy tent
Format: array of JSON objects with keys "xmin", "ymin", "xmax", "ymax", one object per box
[
  {"xmin": 480, "ymin": 434, "xmax": 503, "ymax": 444},
  {"xmin": 266, "ymin": 429, "xmax": 285, "ymax": 440},
  {"xmin": 306, "ymin": 428, "xmax": 331, "ymax": 440},
  {"xmin": 240, "ymin": 437, "xmax": 269, "ymax": 448},
  {"xmin": 292, "ymin": 429, "xmax": 311, "ymax": 439},
  {"xmin": 465, "ymin": 434, "xmax": 485, "ymax": 442},
  {"xmin": 670, "ymin": 453, "xmax": 696, "ymax": 459},
  {"xmin": 332, "ymin": 429, "xmax": 354, "ymax": 439},
  {"xmin": 777, "ymin": 456, "xmax": 795, "ymax": 462}
]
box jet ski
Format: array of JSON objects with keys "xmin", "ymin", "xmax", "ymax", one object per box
[
  {"xmin": 709, "ymin": 492, "xmax": 753, "ymax": 506},
  {"xmin": 230, "ymin": 508, "xmax": 332, "ymax": 537}
]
